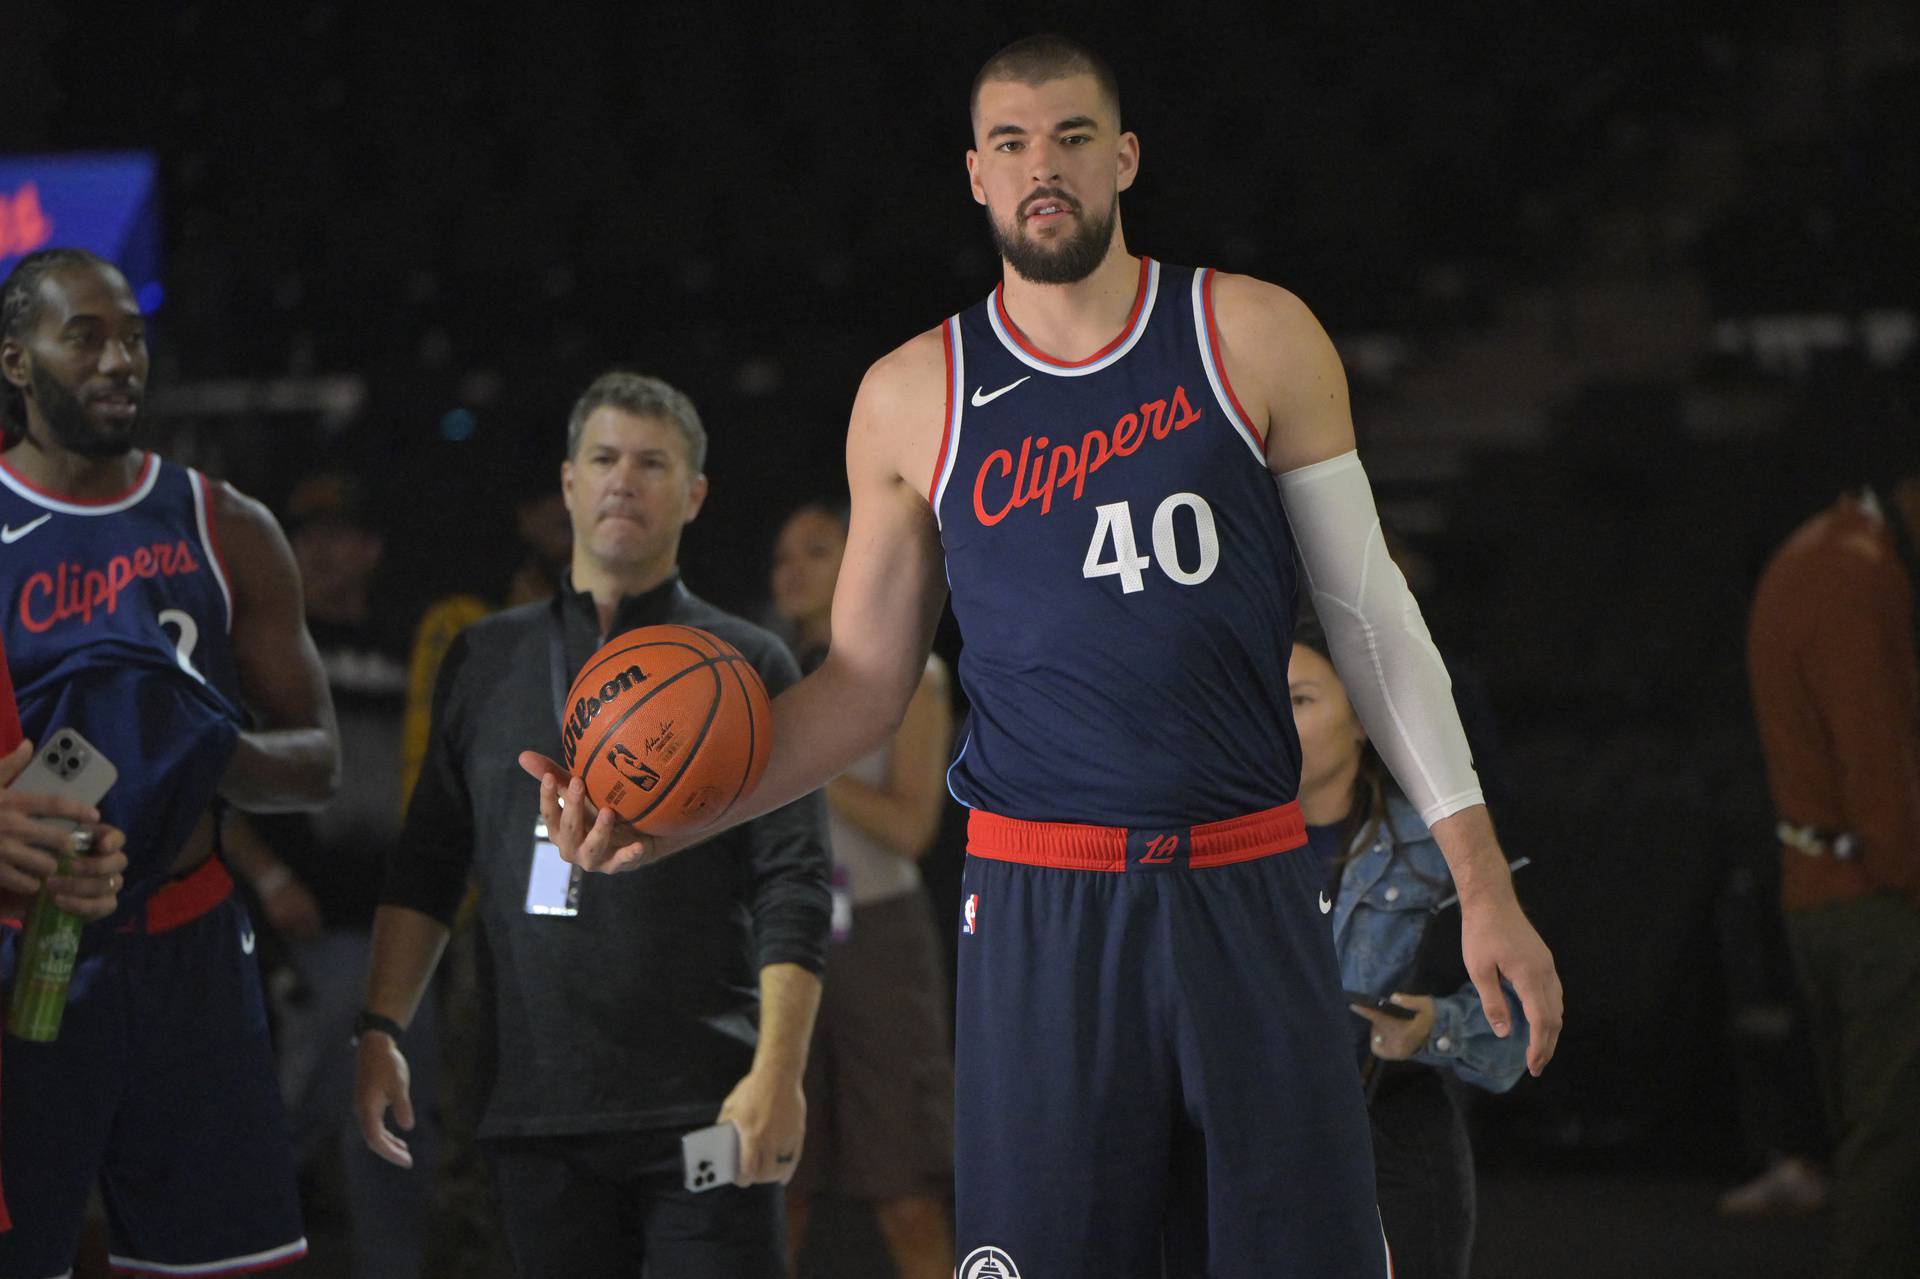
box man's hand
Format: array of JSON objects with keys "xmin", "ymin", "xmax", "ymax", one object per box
[
  {"xmin": 260, "ymin": 874, "xmax": 324, "ymax": 941},
  {"xmin": 517, "ymin": 752, "xmax": 671, "ymax": 873},
  {"xmin": 1351, "ymin": 994, "xmax": 1435, "ymax": 1061},
  {"xmin": 1461, "ymin": 890, "xmax": 1562, "ymax": 1076},
  {"xmin": 43, "ymin": 829, "xmax": 130, "ymax": 921},
  {"xmin": 353, "ymin": 1033, "xmax": 418, "ymax": 1169},
  {"xmin": 717, "ymin": 1065, "xmax": 807, "ymax": 1187},
  {"xmin": 0, "ymin": 739, "xmax": 129, "ymax": 918}
]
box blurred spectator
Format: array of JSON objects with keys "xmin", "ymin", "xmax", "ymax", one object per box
[
  {"xmin": 1712, "ymin": 858, "xmax": 1829, "ymax": 1218},
  {"xmin": 768, "ymin": 501, "xmax": 956, "ymax": 1279},
  {"xmin": 393, "ymin": 479, "xmax": 569, "ymax": 1279},
  {"xmin": 1747, "ymin": 459, "xmax": 1920, "ymax": 1278},
  {"xmin": 226, "ymin": 472, "xmax": 437, "ymax": 1279},
  {"xmin": 354, "ymin": 371, "xmax": 830, "ymax": 1278},
  {"xmin": 399, "ymin": 483, "xmax": 571, "ymax": 802},
  {"xmin": 1291, "ymin": 610, "xmax": 1528, "ymax": 1279}
]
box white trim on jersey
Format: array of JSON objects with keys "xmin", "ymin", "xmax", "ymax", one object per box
[
  {"xmin": 107, "ymin": 1237, "xmax": 308, "ymax": 1276},
  {"xmin": 944, "ymin": 728, "xmax": 975, "ymax": 808},
  {"xmin": 188, "ymin": 469, "xmax": 235, "ymax": 633},
  {"xmin": 930, "ymin": 315, "xmax": 967, "ymax": 529},
  {"xmin": 0, "ymin": 451, "xmax": 160, "ymax": 515},
  {"xmin": 986, "ymin": 258, "xmax": 1162, "ymax": 377},
  {"xmin": 1190, "ymin": 268, "xmax": 1268, "ymax": 465}
]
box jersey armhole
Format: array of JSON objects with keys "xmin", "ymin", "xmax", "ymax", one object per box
[
  {"xmin": 927, "ymin": 316, "xmax": 965, "ymax": 524},
  {"xmin": 1192, "ymin": 269, "xmax": 1268, "ymax": 463},
  {"xmin": 189, "ymin": 469, "xmax": 236, "ymax": 632}
]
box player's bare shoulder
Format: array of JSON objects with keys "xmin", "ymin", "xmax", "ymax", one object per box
[
  {"xmin": 204, "ymin": 478, "xmax": 301, "ymax": 607},
  {"xmin": 849, "ymin": 325, "xmax": 950, "ymax": 502},
  {"xmin": 1204, "ymin": 272, "xmax": 1352, "ymax": 472}
]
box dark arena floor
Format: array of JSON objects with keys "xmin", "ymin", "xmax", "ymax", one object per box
[{"xmin": 289, "ymin": 1167, "xmax": 1829, "ymax": 1277}]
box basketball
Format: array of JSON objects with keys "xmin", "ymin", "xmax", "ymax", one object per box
[{"xmin": 559, "ymin": 624, "xmax": 773, "ymax": 837}]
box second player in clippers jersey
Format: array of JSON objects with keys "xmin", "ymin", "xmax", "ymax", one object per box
[
  {"xmin": 0, "ymin": 451, "xmax": 245, "ymax": 904},
  {"xmin": 931, "ymin": 257, "xmax": 1300, "ymax": 827}
]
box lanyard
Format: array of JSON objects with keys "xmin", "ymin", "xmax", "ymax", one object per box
[{"xmin": 546, "ymin": 596, "xmax": 574, "ymax": 729}]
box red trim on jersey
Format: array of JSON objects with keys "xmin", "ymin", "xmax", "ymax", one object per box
[
  {"xmin": 929, "ymin": 320, "xmax": 957, "ymax": 507},
  {"xmin": 0, "ymin": 450, "xmax": 158, "ymax": 506},
  {"xmin": 196, "ymin": 470, "xmax": 225, "ymax": 565},
  {"xmin": 193, "ymin": 470, "xmax": 234, "ymax": 627},
  {"xmin": 966, "ymin": 800, "xmax": 1306, "ymax": 872},
  {"xmin": 993, "ymin": 256, "xmax": 1152, "ymax": 369},
  {"xmin": 0, "ymin": 633, "xmax": 19, "ymax": 757},
  {"xmin": 1201, "ymin": 270, "xmax": 1265, "ymax": 451}
]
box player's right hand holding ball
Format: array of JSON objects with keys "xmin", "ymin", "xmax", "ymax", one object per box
[
  {"xmin": 0, "ymin": 739, "xmax": 130, "ymax": 919},
  {"xmin": 516, "ymin": 757, "xmax": 666, "ymax": 874}
]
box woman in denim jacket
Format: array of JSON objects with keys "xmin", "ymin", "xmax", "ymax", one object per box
[{"xmin": 1291, "ymin": 613, "xmax": 1529, "ymax": 1279}]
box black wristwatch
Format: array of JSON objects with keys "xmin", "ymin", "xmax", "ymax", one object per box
[{"xmin": 351, "ymin": 1009, "xmax": 406, "ymax": 1048}]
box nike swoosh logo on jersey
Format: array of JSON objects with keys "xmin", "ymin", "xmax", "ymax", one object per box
[
  {"xmin": 971, "ymin": 376, "xmax": 1031, "ymax": 408},
  {"xmin": 1, "ymin": 514, "xmax": 51, "ymax": 543},
  {"xmin": 1319, "ymin": 893, "xmax": 1333, "ymax": 915}
]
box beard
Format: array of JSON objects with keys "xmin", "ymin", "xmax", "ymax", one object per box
[
  {"xmin": 30, "ymin": 362, "xmax": 139, "ymax": 458},
  {"xmin": 987, "ymin": 192, "xmax": 1118, "ymax": 286}
]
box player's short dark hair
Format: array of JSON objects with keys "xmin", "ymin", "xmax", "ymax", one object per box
[
  {"xmin": 970, "ymin": 34, "xmax": 1122, "ymax": 130},
  {"xmin": 1, "ymin": 247, "xmax": 117, "ymax": 444},
  {"xmin": 565, "ymin": 370, "xmax": 707, "ymax": 472}
]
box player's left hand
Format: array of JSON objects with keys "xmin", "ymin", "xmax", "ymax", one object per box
[
  {"xmin": 717, "ymin": 1065, "xmax": 807, "ymax": 1187},
  {"xmin": 1350, "ymin": 993, "xmax": 1435, "ymax": 1060},
  {"xmin": 1461, "ymin": 891, "xmax": 1562, "ymax": 1076}
]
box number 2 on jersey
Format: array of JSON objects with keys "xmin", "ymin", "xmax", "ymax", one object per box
[
  {"xmin": 158, "ymin": 608, "xmax": 208, "ymax": 684},
  {"xmin": 1082, "ymin": 493, "xmax": 1220, "ymax": 593}
]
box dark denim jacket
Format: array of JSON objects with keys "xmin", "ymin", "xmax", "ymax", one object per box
[{"xmin": 1327, "ymin": 795, "xmax": 1529, "ymax": 1093}]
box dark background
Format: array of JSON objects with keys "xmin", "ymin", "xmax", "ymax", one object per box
[{"xmin": 5, "ymin": 1, "xmax": 1915, "ymax": 1274}]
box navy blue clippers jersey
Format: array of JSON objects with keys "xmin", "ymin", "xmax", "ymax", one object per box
[
  {"xmin": 932, "ymin": 259, "xmax": 1302, "ymax": 828},
  {"xmin": 0, "ymin": 452, "xmax": 245, "ymax": 909}
]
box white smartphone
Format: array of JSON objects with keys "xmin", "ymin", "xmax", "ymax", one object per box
[
  {"xmin": 681, "ymin": 1121, "xmax": 741, "ymax": 1193},
  {"xmin": 7, "ymin": 728, "xmax": 117, "ymax": 840}
]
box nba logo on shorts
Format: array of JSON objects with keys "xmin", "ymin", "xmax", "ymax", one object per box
[
  {"xmin": 963, "ymin": 893, "xmax": 978, "ymax": 935},
  {"xmin": 959, "ymin": 1245, "xmax": 1020, "ymax": 1278}
]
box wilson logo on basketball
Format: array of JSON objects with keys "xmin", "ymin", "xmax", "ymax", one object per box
[
  {"xmin": 562, "ymin": 664, "xmax": 647, "ymax": 764},
  {"xmin": 972, "ymin": 384, "xmax": 1204, "ymax": 527},
  {"xmin": 17, "ymin": 540, "xmax": 204, "ymax": 634}
]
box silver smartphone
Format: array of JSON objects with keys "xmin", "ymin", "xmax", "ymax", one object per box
[
  {"xmin": 6, "ymin": 728, "xmax": 118, "ymax": 837},
  {"xmin": 681, "ymin": 1121, "xmax": 740, "ymax": 1193}
]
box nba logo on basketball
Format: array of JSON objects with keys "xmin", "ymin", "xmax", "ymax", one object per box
[{"xmin": 963, "ymin": 894, "xmax": 978, "ymax": 935}]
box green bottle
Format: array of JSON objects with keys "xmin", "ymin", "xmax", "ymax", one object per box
[{"xmin": 7, "ymin": 829, "xmax": 91, "ymax": 1042}]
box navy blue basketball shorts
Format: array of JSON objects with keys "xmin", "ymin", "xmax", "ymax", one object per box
[
  {"xmin": 953, "ymin": 803, "xmax": 1393, "ymax": 1279},
  {"xmin": 1, "ymin": 859, "xmax": 306, "ymax": 1279}
]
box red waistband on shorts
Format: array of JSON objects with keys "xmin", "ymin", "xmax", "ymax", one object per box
[
  {"xmin": 123, "ymin": 857, "xmax": 234, "ymax": 934},
  {"xmin": 966, "ymin": 800, "xmax": 1307, "ymax": 872}
]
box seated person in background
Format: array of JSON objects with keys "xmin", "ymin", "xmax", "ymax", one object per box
[
  {"xmin": 768, "ymin": 501, "xmax": 955, "ymax": 1279},
  {"xmin": 1291, "ymin": 609, "xmax": 1529, "ymax": 1279}
]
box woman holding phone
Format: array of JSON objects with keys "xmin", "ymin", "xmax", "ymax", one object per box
[{"xmin": 1290, "ymin": 610, "xmax": 1529, "ymax": 1279}]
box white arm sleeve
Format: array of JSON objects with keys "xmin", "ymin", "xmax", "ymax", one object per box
[{"xmin": 1276, "ymin": 450, "xmax": 1485, "ymax": 825}]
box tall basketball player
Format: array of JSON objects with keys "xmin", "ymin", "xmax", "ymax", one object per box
[
  {"xmin": 527, "ymin": 36, "xmax": 1562, "ymax": 1277},
  {"xmin": 0, "ymin": 248, "xmax": 338, "ymax": 1278}
]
